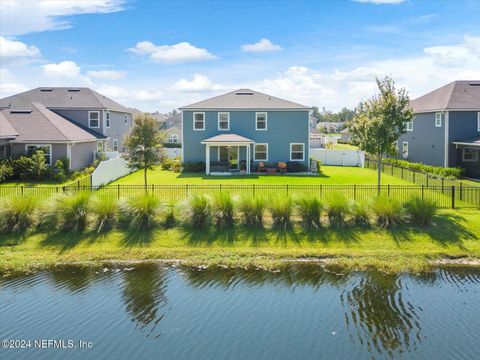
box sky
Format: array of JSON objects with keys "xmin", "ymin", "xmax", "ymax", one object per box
[{"xmin": 0, "ymin": 0, "xmax": 479, "ymax": 113}]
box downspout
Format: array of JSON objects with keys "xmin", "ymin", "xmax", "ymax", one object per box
[
  {"xmin": 444, "ymin": 111, "xmax": 449, "ymax": 168},
  {"xmin": 67, "ymin": 142, "xmax": 74, "ymax": 171}
]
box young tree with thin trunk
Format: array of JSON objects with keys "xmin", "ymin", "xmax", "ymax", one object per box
[
  {"xmin": 123, "ymin": 113, "xmax": 166, "ymax": 189},
  {"xmin": 349, "ymin": 77, "xmax": 414, "ymax": 193}
]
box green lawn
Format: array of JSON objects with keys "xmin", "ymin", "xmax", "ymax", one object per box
[
  {"xmin": 112, "ymin": 166, "xmax": 413, "ymax": 185},
  {"xmin": 332, "ymin": 143, "xmax": 359, "ymax": 150}
]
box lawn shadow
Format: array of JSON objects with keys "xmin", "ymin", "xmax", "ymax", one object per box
[
  {"xmin": 300, "ymin": 225, "xmax": 362, "ymax": 244},
  {"xmin": 271, "ymin": 225, "xmax": 301, "ymax": 245},
  {"xmin": 40, "ymin": 231, "xmax": 96, "ymax": 253},
  {"xmin": 120, "ymin": 229, "xmax": 156, "ymax": 247},
  {"xmin": 0, "ymin": 233, "xmax": 27, "ymax": 246}
]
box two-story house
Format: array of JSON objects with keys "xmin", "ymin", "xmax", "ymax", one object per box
[
  {"xmin": 397, "ymin": 81, "xmax": 480, "ymax": 178},
  {"xmin": 0, "ymin": 87, "xmax": 133, "ymax": 170},
  {"xmin": 179, "ymin": 89, "xmax": 311, "ymax": 174}
]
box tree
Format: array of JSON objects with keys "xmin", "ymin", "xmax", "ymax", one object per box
[
  {"xmin": 349, "ymin": 77, "xmax": 414, "ymax": 193},
  {"xmin": 123, "ymin": 114, "xmax": 166, "ymax": 188}
]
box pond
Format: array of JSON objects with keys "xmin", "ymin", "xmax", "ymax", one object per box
[{"xmin": 1, "ymin": 264, "xmax": 479, "ymax": 360}]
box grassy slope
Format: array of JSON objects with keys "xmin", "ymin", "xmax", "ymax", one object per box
[
  {"xmin": 112, "ymin": 166, "xmax": 412, "ymax": 185},
  {"xmin": 1, "ymin": 209, "xmax": 479, "ymax": 275},
  {"xmin": 332, "ymin": 143, "xmax": 359, "ymax": 150}
]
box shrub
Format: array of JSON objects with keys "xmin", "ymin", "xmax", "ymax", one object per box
[
  {"xmin": 88, "ymin": 196, "xmax": 118, "ymax": 232},
  {"xmin": 0, "ymin": 162, "xmax": 14, "ymax": 183},
  {"xmin": 211, "ymin": 192, "xmax": 235, "ymax": 228},
  {"xmin": 382, "ymin": 158, "xmax": 464, "ymax": 178},
  {"xmin": 161, "ymin": 204, "xmax": 176, "ymax": 228},
  {"xmin": 119, "ymin": 195, "xmax": 160, "ymax": 231},
  {"xmin": 11, "ymin": 151, "xmax": 50, "ymax": 180},
  {"xmin": 371, "ymin": 196, "xmax": 406, "ymax": 228},
  {"xmin": 183, "ymin": 161, "xmax": 206, "ymax": 172},
  {"xmin": 161, "ymin": 157, "xmax": 173, "ymax": 170},
  {"xmin": 170, "ymin": 159, "xmax": 183, "ymax": 173},
  {"xmin": 269, "ymin": 197, "xmax": 292, "ymax": 229},
  {"xmin": 295, "ymin": 196, "xmax": 322, "ymax": 230},
  {"xmin": 53, "ymin": 158, "xmax": 70, "ymax": 182},
  {"xmin": 180, "ymin": 194, "xmax": 211, "ymax": 228},
  {"xmin": 351, "ymin": 201, "xmax": 371, "ymax": 227},
  {"xmin": 326, "ymin": 193, "xmax": 351, "ymax": 227},
  {"xmin": 237, "ymin": 196, "xmax": 265, "ymax": 227},
  {"xmin": 46, "ymin": 193, "xmax": 91, "ymax": 233},
  {"xmin": 405, "ymin": 196, "xmax": 438, "ymax": 227},
  {"xmin": 0, "ymin": 196, "xmax": 37, "ymax": 234}
]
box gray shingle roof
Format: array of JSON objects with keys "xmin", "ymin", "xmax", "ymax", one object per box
[
  {"xmin": 201, "ymin": 134, "xmax": 254, "ymax": 143},
  {"xmin": 180, "ymin": 89, "xmax": 311, "ymax": 110},
  {"xmin": 452, "ymin": 135, "xmax": 480, "ymax": 146},
  {"xmin": 1, "ymin": 102, "xmax": 105, "ymax": 143},
  {"xmin": 0, "ymin": 112, "xmax": 18, "ymax": 139},
  {"xmin": 411, "ymin": 81, "xmax": 480, "ymax": 112},
  {"xmin": 0, "ymin": 87, "xmax": 131, "ymax": 113}
]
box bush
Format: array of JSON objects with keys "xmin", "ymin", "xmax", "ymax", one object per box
[
  {"xmin": 52, "ymin": 193, "xmax": 90, "ymax": 233},
  {"xmin": 237, "ymin": 196, "xmax": 265, "ymax": 227},
  {"xmin": 351, "ymin": 201, "xmax": 371, "ymax": 227},
  {"xmin": 180, "ymin": 194, "xmax": 210, "ymax": 228},
  {"xmin": 161, "ymin": 205, "xmax": 176, "ymax": 228},
  {"xmin": 119, "ymin": 195, "xmax": 160, "ymax": 231},
  {"xmin": 405, "ymin": 196, "xmax": 438, "ymax": 227},
  {"xmin": 286, "ymin": 162, "xmax": 307, "ymax": 173},
  {"xmin": 326, "ymin": 193, "xmax": 351, "ymax": 227},
  {"xmin": 0, "ymin": 162, "xmax": 13, "ymax": 183},
  {"xmin": 11, "ymin": 151, "xmax": 50, "ymax": 180},
  {"xmin": 163, "ymin": 143, "xmax": 182, "ymax": 148},
  {"xmin": 295, "ymin": 196, "xmax": 322, "ymax": 230},
  {"xmin": 88, "ymin": 196, "xmax": 118, "ymax": 232},
  {"xmin": 211, "ymin": 192, "xmax": 235, "ymax": 228},
  {"xmin": 371, "ymin": 196, "xmax": 406, "ymax": 228},
  {"xmin": 161, "ymin": 157, "xmax": 173, "ymax": 170},
  {"xmin": 170, "ymin": 159, "xmax": 183, "ymax": 173},
  {"xmin": 53, "ymin": 158, "xmax": 70, "ymax": 182},
  {"xmin": 182, "ymin": 161, "xmax": 206, "ymax": 172},
  {"xmin": 0, "ymin": 196, "xmax": 37, "ymax": 234},
  {"xmin": 269, "ymin": 197, "xmax": 292, "ymax": 229},
  {"xmin": 382, "ymin": 158, "xmax": 464, "ymax": 178}
]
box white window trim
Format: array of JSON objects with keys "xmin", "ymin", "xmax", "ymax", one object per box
[
  {"xmin": 253, "ymin": 143, "xmax": 268, "ymax": 161},
  {"xmin": 462, "ymin": 148, "xmax": 478, "ymax": 162},
  {"xmin": 290, "ymin": 143, "xmax": 305, "ymax": 161},
  {"xmin": 435, "ymin": 112, "xmax": 442, "ymax": 127},
  {"xmin": 25, "ymin": 144, "xmax": 52, "ymax": 165},
  {"xmin": 88, "ymin": 111, "xmax": 100, "ymax": 128},
  {"xmin": 406, "ymin": 121, "xmax": 413, "ymax": 131},
  {"xmin": 193, "ymin": 112, "xmax": 205, "ymax": 131},
  {"xmin": 124, "ymin": 113, "xmax": 128, "ymax": 125},
  {"xmin": 217, "ymin": 112, "xmax": 230, "ymax": 131},
  {"xmin": 402, "ymin": 141, "xmax": 409, "ymax": 159},
  {"xmin": 477, "ymin": 112, "xmax": 480, "ymax": 132},
  {"xmin": 105, "ymin": 111, "xmax": 110, "ymax": 128},
  {"xmin": 255, "ymin": 112, "xmax": 268, "ymax": 131},
  {"xmin": 112, "ymin": 139, "xmax": 118, "ymax": 151}
]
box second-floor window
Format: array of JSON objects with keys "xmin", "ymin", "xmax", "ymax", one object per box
[
  {"xmin": 256, "ymin": 112, "xmax": 267, "ymax": 130},
  {"xmin": 218, "ymin": 112, "xmax": 230, "ymax": 131},
  {"xmin": 124, "ymin": 114, "xmax": 128, "ymax": 125},
  {"xmin": 89, "ymin": 111, "xmax": 100, "ymax": 128},
  {"xmin": 113, "ymin": 139, "xmax": 118, "ymax": 152},
  {"xmin": 405, "ymin": 120, "xmax": 413, "ymax": 131},
  {"xmin": 193, "ymin": 112, "xmax": 205, "ymax": 130},
  {"xmin": 435, "ymin": 112, "xmax": 442, "ymax": 127},
  {"xmin": 477, "ymin": 112, "xmax": 480, "ymax": 132},
  {"xmin": 169, "ymin": 134, "xmax": 178, "ymax": 143},
  {"xmin": 106, "ymin": 112, "xmax": 110, "ymax": 128}
]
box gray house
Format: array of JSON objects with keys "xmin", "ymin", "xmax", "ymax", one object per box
[
  {"xmin": 0, "ymin": 87, "xmax": 133, "ymax": 170},
  {"xmin": 179, "ymin": 89, "xmax": 311, "ymax": 174},
  {"xmin": 398, "ymin": 81, "xmax": 480, "ymax": 178}
]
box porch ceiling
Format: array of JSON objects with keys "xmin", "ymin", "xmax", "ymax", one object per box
[{"xmin": 201, "ymin": 133, "xmax": 254, "ymax": 144}]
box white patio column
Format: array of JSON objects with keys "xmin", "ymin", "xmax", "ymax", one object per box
[
  {"xmin": 205, "ymin": 144, "xmax": 210, "ymax": 175},
  {"xmin": 246, "ymin": 144, "xmax": 251, "ymax": 174}
]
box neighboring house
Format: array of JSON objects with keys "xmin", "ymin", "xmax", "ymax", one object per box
[
  {"xmin": 0, "ymin": 87, "xmax": 133, "ymax": 153},
  {"xmin": 0, "ymin": 112, "xmax": 18, "ymax": 159},
  {"xmin": 166, "ymin": 112, "xmax": 181, "ymax": 128},
  {"xmin": 151, "ymin": 111, "xmax": 168, "ymax": 129},
  {"xmin": 0, "ymin": 87, "xmax": 133, "ymax": 169},
  {"xmin": 397, "ymin": 80, "xmax": 480, "ymax": 178},
  {"xmin": 166, "ymin": 123, "xmax": 182, "ymax": 145},
  {"xmin": 317, "ymin": 121, "xmax": 343, "ymax": 133},
  {"xmin": 340, "ymin": 128, "xmax": 353, "ymax": 142},
  {"xmin": 179, "ymin": 89, "xmax": 311, "ymax": 174}
]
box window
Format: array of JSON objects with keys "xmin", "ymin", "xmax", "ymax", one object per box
[
  {"xmin": 169, "ymin": 134, "xmax": 178, "ymax": 143},
  {"xmin": 477, "ymin": 112, "xmax": 480, "ymax": 132},
  {"xmin": 435, "ymin": 112, "xmax": 442, "ymax": 127},
  {"xmin": 105, "ymin": 111, "xmax": 110, "ymax": 128},
  {"xmin": 89, "ymin": 111, "xmax": 100, "ymax": 128},
  {"xmin": 112, "ymin": 139, "xmax": 118, "ymax": 152},
  {"xmin": 256, "ymin": 112, "xmax": 267, "ymax": 130},
  {"xmin": 218, "ymin": 112, "xmax": 230, "ymax": 131},
  {"xmin": 402, "ymin": 142, "xmax": 409, "ymax": 159},
  {"xmin": 193, "ymin": 112, "xmax": 205, "ymax": 130},
  {"xmin": 25, "ymin": 144, "xmax": 51, "ymax": 165},
  {"xmin": 462, "ymin": 148, "xmax": 478, "ymax": 162},
  {"xmin": 254, "ymin": 143, "xmax": 268, "ymax": 161},
  {"xmin": 0, "ymin": 145, "xmax": 5, "ymax": 160},
  {"xmin": 290, "ymin": 143, "xmax": 305, "ymax": 161},
  {"xmin": 97, "ymin": 141, "xmax": 104, "ymax": 152},
  {"xmin": 405, "ymin": 120, "xmax": 413, "ymax": 131},
  {"xmin": 124, "ymin": 114, "xmax": 128, "ymax": 125}
]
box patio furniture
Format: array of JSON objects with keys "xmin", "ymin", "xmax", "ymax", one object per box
[
  {"xmin": 258, "ymin": 162, "xmax": 266, "ymax": 173},
  {"xmin": 278, "ymin": 162, "xmax": 287, "ymax": 173}
]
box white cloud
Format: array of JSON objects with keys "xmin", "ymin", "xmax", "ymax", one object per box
[
  {"xmin": 0, "ymin": 37, "xmax": 41, "ymax": 63},
  {"xmin": 353, "ymin": 0, "xmax": 405, "ymax": 4},
  {"xmin": 0, "ymin": 69, "xmax": 28, "ymax": 97},
  {"xmin": 94, "ymin": 85, "xmax": 129, "ymax": 99},
  {"xmin": 172, "ymin": 74, "xmax": 223, "ymax": 92},
  {"xmin": 0, "ymin": 0, "xmax": 125, "ymax": 36},
  {"xmin": 128, "ymin": 41, "xmax": 217, "ymax": 64},
  {"xmin": 241, "ymin": 38, "xmax": 282, "ymax": 53},
  {"xmin": 86, "ymin": 70, "xmax": 126, "ymax": 80},
  {"xmin": 42, "ymin": 60, "xmax": 81, "ymax": 78}
]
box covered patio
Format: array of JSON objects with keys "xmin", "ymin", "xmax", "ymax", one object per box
[
  {"xmin": 201, "ymin": 134, "xmax": 254, "ymax": 175},
  {"xmin": 452, "ymin": 136, "xmax": 480, "ymax": 179}
]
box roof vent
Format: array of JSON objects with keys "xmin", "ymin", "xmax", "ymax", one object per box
[
  {"xmin": 469, "ymin": 83, "xmax": 480, "ymax": 86},
  {"xmin": 10, "ymin": 110, "xmax": 32, "ymax": 114},
  {"xmin": 40, "ymin": 88, "xmax": 53, "ymax": 92},
  {"xmin": 68, "ymin": 88, "xmax": 81, "ymax": 92},
  {"xmin": 235, "ymin": 91, "xmax": 254, "ymax": 95}
]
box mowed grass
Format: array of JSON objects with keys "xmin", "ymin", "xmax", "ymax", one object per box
[
  {"xmin": 1, "ymin": 209, "xmax": 479, "ymax": 275},
  {"xmin": 112, "ymin": 166, "xmax": 413, "ymax": 185}
]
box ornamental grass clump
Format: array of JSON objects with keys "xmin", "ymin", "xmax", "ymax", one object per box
[
  {"xmin": 161, "ymin": 204, "xmax": 177, "ymax": 229},
  {"xmin": 371, "ymin": 196, "xmax": 406, "ymax": 228},
  {"xmin": 405, "ymin": 196, "xmax": 438, "ymax": 227},
  {"xmin": 88, "ymin": 196, "xmax": 118, "ymax": 232},
  {"xmin": 237, "ymin": 196, "xmax": 265, "ymax": 227},
  {"xmin": 54, "ymin": 193, "xmax": 90, "ymax": 233},
  {"xmin": 211, "ymin": 192, "xmax": 235, "ymax": 228},
  {"xmin": 269, "ymin": 197, "xmax": 292, "ymax": 230},
  {"xmin": 180, "ymin": 194, "xmax": 211, "ymax": 228},
  {"xmin": 295, "ymin": 196, "xmax": 322, "ymax": 230},
  {"xmin": 351, "ymin": 201, "xmax": 371, "ymax": 227},
  {"xmin": 119, "ymin": 195, "xmax": 160, "ymax": 231},
  {"xmin": 326, "ymin": 193, "xmax": 351, "ymax": 227},
  {"xmin": 0, "ymin": 196, "xmax": 37, "ymax": 234}
]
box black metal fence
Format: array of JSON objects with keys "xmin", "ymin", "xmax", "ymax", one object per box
[{"xmin": 1, "ymin": 184, "xmax": 479, "ymax": 209}]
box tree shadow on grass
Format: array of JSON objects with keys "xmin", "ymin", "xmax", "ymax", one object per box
[
  {"xmin": 120, "ymin": 229, "xmax": 156, "ymax": 247},
  {"xmin": 0, "ymin": 233, "xmax": 29, "ymax": 246},
  {"xmin": 300, "ymin": 225, "xmax": 362, "ymax": 244},
  {"xmin": 40, "ymin": 231, "xmax": 96, "ymax": 253},
  {"xmin": 271, "ymin": 225, "xmax": 301, "ymax": 245},
  {"xmin": 180, "ymin": 225, "xmax": 239, "ymax": 246}
]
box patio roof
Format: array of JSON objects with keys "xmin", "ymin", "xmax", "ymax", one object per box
[
  {"xmin": 452, "ymin": 136, "xmax": 480, "ymax": 147},
  {"xmin": 201, "ymin": 134, "xmax": 254, "ymax": 144}
]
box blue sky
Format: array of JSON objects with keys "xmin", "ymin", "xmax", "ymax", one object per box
[{"xmin": 1, "ymin": 0, "xmax": 479, "ymax": 112}]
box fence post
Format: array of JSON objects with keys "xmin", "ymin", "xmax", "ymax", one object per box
[
  {"xmin": 421, "ymin": 185, "xmax": 424, "ymax": 200},
  {"xmin": 401, "ymin": 167, "xmax": 404, "ymax": 179},
  {"xmin": 426, "ymin": 174, "xmax": 429, "ymax": 187},
  {"xmin": 387, "ymin": 184, "xmax": 390, "ymax": 197},
  {"xmin": 186, "ymin": 184, "xmax": 189, "ymax": 197},
  {"xmin": 21, "ymin": 185, "xmax": 24, "ymax": 196},
  {"xmin": 77, "ymin": 180, "xmax": 80, "ymax": 190},
  {"xmin": 62, "ymin": 186, "xmax": 66, "ymax": 194},
  {"xmin": 354, "ymin": 184, "xmax": 357, "ymax": 201},
  {"xmin": 391, "ymin": 164, "xmax": 394, "ymax": 175},
  {"xmin": 460, "ymin": 182, "xmax": 463, "ymax": 201},
  {"xmin": 442, "ymin": 178, "xmax": 444, "ymax": 194},
  {"xmin": 253, "ymin": 184, "xmax": 256, "ymax": 197},
  {"xmin": 117, "ymin": 184, "xmax": 120, "ymax": 200},
  {"xmin": 413, "ymin": 171, "xmax": 416, "ymax": 184},
  {"xmin": 286, "ymin": 184, "xmax": 289, "ymax": 196},
  {"xmin": 452, "ymin": 186, "xmax": 455, "ymax": 209}
]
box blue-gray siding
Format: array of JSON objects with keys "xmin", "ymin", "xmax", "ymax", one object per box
[
  {"xmin": 182, "ymin": 110, "xmax": 310, "ymax": 166},
  {"xmin": 448, "ymin": 111, "xmax": 479, "ymax": 167}
]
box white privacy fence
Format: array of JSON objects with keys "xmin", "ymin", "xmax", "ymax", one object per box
[
  {"xmin": 91, "ymin": 156, "xmax": 132, "ymax": 186},
  {"xmin": 310, "ymin": 149, "xmax": 365, "ymax": 167},
  {"xmin": 164, "ymin": 148, "xmax": 182, "ymax": 159}
]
